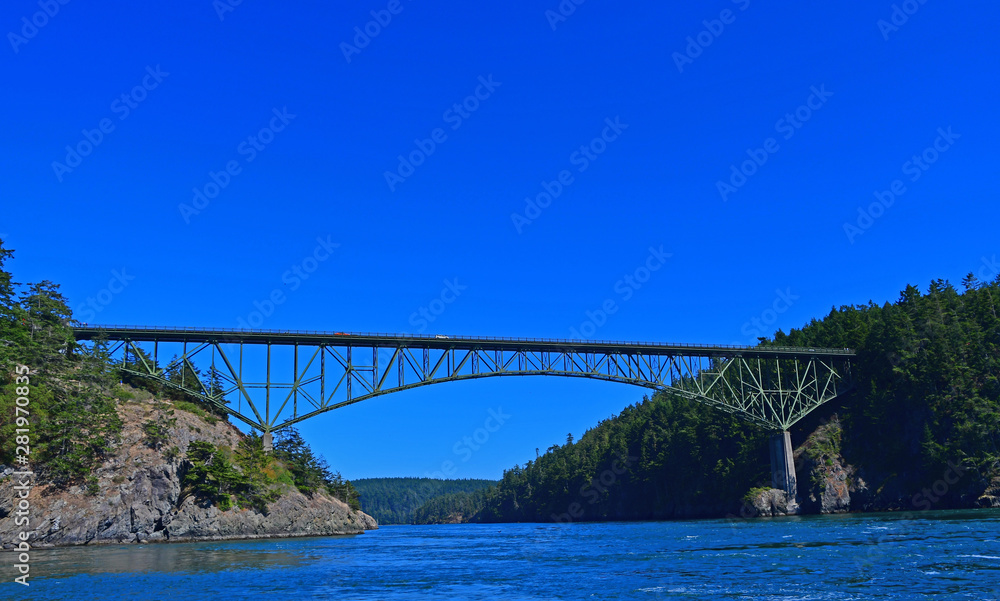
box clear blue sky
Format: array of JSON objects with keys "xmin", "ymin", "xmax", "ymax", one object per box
[{"xmin": 2, "ymin": 0, "xmax": 998, "ymax": 479}]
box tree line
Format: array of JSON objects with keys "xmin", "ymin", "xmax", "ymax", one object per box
[
  {"xmin": 472, "ymin": 273, "xmax": 1000, "ymax": 522},
  {"xmin": 351, "ymin": 477, "xmax": 496, "ymax": 524}
]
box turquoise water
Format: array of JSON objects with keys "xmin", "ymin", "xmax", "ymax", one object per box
[{"xmin": 4, "ymin": 510, "xmax": 1000, "ymax": 600}]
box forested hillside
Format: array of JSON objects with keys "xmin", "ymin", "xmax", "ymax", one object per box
[
  {"xmin": 352, "ymin": 478, "xmax": 496, "ymax": 524},
  {"xmin": 475, "ymin": 394, "xmax": 768, "ymax": 522},
  {"xmin": 474, "ymin": 274, "xmax": 1000, "ymax": 522},
  {"xmin": 413, "ymin": 488, "xmax": 491, "ymax": 524},
  {"xmin": 0, "ymin": 240, "xmax": 368, "ymax": 545},
  {"xmin": 773, "ymin": 278, "xmax": 1000, "ymax": 502}
]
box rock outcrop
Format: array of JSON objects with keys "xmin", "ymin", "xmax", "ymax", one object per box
[
  {"xmin": 0, "ymin": 397, "xmax": 375, "ymax": 548},
  {"xmin": 737, "ymin": 415, "xmax": 873, "ymax": 518},
  {"xmin": 744, "ymin": 488, "xmax": 797, "ymax": 517},
  {"xmin": 978, "ymin": 477, "xmax": 1000, "ymax": 508},
  {"xmin": 794, "ymin": 416, "xmax": 853, "ymax": 514}
]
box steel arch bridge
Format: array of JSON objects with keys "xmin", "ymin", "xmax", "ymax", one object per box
[{"xmin": 72, "ymin": 325, "xmax": 854, "ymax": 436}]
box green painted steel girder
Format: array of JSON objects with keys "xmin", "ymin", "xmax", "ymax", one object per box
[{"xmin": 75, "ymin": 325, "xmax": 855, "ymax": 434}]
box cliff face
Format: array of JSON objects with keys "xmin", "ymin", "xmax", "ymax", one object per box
[
  {"xmin": 0, "ymin": 398, "xmax": 375, "ymax": 548},
  {"xmin": 980, "ymin": 478, "xmax": 1000, "ymax": 508},
  {"xmin": 794, "ymin": 416, "xmax": 854, "ymax": 514},
  {"xmin": 747, "ymin": 415, "xmax": 868, "ymax": 518}
]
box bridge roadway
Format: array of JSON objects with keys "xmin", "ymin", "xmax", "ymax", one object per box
[{"xmin": 72, "ymin": 325, "xmax": 853, "ymax": 359}]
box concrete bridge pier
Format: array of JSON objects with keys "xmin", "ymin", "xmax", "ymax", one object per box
[
  {"xmin": 263, "ymin": 431, "xmax": 273, "ymax": 453},
  {"xmin": 769, "ymin": 431, "xmax": 797, "ymax": 503}
]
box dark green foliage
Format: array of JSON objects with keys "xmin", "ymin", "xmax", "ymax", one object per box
[
  {"xmin": 18, "ymin": 280, "xmax": 76, "ymax": 369},
  {"xmin": 150, "ymin": 355, "xmax": 231, "ymax": 421},
  {"xmin": 182, "ymin": 441, "xmax": 246, "ymax": 507},
  {"xmin": 0, "ymin": 242, "xmax": 19, "ymax": 331},
  {"xmin": 324, "ymin": 467, "xmax": 361, "ymax": 510},
  {"xmin": 181, "ymin": 437, "xmax": 286, "ymax": 513},
  {"xmin": 475, "ymin": 393, "xmax": 768, "ymax": 522},
  {"xmin": 119, "ymin": 345, "xmax": 162, "ymax": 396},
  {"xmin": 30, "ymin": 384, "xmax": 123, "ymax": 486},
  {"xmin": 272, "ymin": 427, "xmax": 361, "ymax": 507},
  {"xmin": 233, "ymin": 434, "xmax": 280, "ymax": 512},
  {"xmin": 164, "ymin": 357, "xmax": 202, "ymax": 399},
  {"xmin": 0, "ymin": 241, "xmax": 358, "ymax": 516},
  {"xmin": 413, "ymin": 488, "xmax": 491, "ymax": 524},
  {"xmin": 351, "ymin": 478, "xmax": 498, "ymax": 524},
  {"xmin": 273, "ymin": 428, "xmax": 326, "ymax": 495},
  {"xmin": 771, "ymin": 277, "xmax": 1000, "ymax": 502},
  {"xmin": 141, "ymin": 416, "xmax": 176, "ymax": 449},
  {"xmin": 180, "ymin": 432, "xmax": 360, "ymax": 514},
  {"xmin": 206, "ymin": 366, "xmax": 226, "ymax": 400},
  {"xmin": 164, "ymin": 445, "xmax": 181, "ymax": 462},
  {"xmin": 476, "ymin": 275, "xmax": 1000, "ymax": 521},
  {"xmin": 0, "ymin": 241, "xmax": 123, "ymax": 486}
]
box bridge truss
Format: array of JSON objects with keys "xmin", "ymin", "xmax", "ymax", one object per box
[{"xmin": 73, "ymin": 326, "xmax": 854, "ymax": 437}]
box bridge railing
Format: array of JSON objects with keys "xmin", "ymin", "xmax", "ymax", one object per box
[{"xmin": 71, "ymin": 324, "xmax": 854, "ymax": 355}]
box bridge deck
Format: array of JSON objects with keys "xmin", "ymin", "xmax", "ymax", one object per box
[{"xmin": 71, "ymin": 325, "xmax": 854, "ymax": 359}]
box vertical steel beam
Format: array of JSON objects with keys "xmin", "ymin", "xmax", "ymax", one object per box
[
  {"xmin": 776, "ymin": 358, "xmax": 784, "ymax": 427},
  {"xmin": 806, "ymin": 357, "xmax": 822, "ymax": 410},
  {"xmin": 346, "ymin": 345, "xmax": 352, "ymax": 400},
  {"xmin": 738, "ymin": 358, "xmax": 745, "ymax": 411},
  {"xmin": 294, "ymin": 343, "xmax": 299, "ymax": 418},
  {"xmin": 266, "ymin": 342, "xmax": 271, "ymax": 426}
]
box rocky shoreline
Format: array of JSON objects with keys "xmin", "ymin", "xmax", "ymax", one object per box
[
  {"xmin": 0, "ymin": 398, "xmax": 376, "ymax": 549},
  {"xmin": 741, "ymin": 415, "xmax": 1000, "ymax": 519}
]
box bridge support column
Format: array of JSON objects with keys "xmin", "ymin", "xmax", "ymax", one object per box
[
  {"xmin": 263, "ymin": 431, "xmax": 273, "ymax": 454},
  {"xmin": 769, "ymin": 431, "xmax": 797, "ymax": 501}
]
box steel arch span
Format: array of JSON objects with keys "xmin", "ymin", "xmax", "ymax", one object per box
[{"xmin": 73, "ymin": 325, "xmax": 854, "ymax": 436}]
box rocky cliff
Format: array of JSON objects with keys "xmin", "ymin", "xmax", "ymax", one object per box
[
  {"xmin": 738, "ymin": 410, "xmax": 998, "ymax": 519},
  {"xmin": 0, "ymin": 396, "xmax": 375, "ymax": 548},
  {"xmin": 746, "ymin": 415, "xmax": 868, "ymax": 518},
  {"xmin": 793, "ymin": 416, "xmax": 856, "ymax": 514}
]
